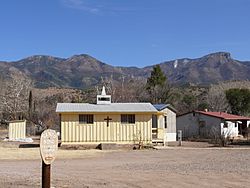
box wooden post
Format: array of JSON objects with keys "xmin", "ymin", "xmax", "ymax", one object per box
[{"xmin": 42, "ymin": 161, "xmax": 51, "ymax": 188}]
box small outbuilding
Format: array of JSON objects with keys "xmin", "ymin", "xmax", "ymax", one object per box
[
  {"xmin": 152, "ymin": 104, "xmax": 177, "ymax": 143},
  {"xmin": 8, "ymin": 120, "xmax": 26, "ymax": 140},
  {"xmin": 177, "ymin": 111, "xmax": 250, "ymax": 139}
]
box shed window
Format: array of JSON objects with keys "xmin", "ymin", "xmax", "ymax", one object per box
[
  {"xmin": 121, "ymin": 114, "xmax": 135, "ymax": 124},
  {"xmin": 79, "ymin": 114, "xmax": 93, "ymax": 124},
  {"xmin": 164, "ymin": 116, "xmax": 167, "ymax": 129}
]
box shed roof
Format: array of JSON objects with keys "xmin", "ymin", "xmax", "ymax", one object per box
[
  {"xmin": 56, "ymin": 103, "xmax": 158, "ymax": 113},
  {"xmin": 153, "ymin": 104, "xmax": 177, "ymax": 112},
  {"xmin": 196, "ymin": 111, "xmax": 250, "ymax": 120}
]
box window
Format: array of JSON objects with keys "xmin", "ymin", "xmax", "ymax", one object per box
[
  {"xmin": 152, "ymin": 115, "xmax": 157, "ymax": 128},
  {"xmin": 79, "ymin": 114, "xmax": 93, "ymax": 124},
  {"xmin": 164, "ymin": 116, "xmax": 167, "ymax": 129},
  {"xmin": 223, "ymin": 122, "xmax": 228, "ymax": 128},
  {"xmin": 199, "ymin": 121, "xmax": 206, "ymax": 127},
  {"xmin": 121, "ymin": 114, "xmax": 135, "ymax": 124},
  {"xmin": 98, "ymin": 97, "xmax": 110, "ymax": 101}
]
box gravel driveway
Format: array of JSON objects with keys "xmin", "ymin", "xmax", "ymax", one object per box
[{"xmin": 0, "ymin": 148, "xmax": 250, "ymax": 188}]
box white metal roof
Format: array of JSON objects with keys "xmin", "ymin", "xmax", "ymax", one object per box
[{"xmin": 56, "ymin": 103, "xmax": 158, "ymax": 113}]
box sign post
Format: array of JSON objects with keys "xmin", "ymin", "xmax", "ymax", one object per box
[
  {"xmin": 42, "ymin": 161, "xmax": 51, "ymax": 188},
  {"xmin": 40, "ymin": 129, "xmax": 58, "ymax": 188}
]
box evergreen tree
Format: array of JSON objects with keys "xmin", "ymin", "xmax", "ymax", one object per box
[
  {"xmin": 182, "ymin": 94, "xmax": 197, "ymax": 112},
  {"xmin": 28, "ymin": 90, "xmax": 33, "ymax": 119},
  {"xmin": 225, "ymin": 88, "xmax": 250, "ymax": 115},
  {"xmin": 146, "ymin": 65, "xmax": 166, "ymax": 87},
  {"xmin": 146, "ymin": 65, "xmax": 169, "ymax": 103}
]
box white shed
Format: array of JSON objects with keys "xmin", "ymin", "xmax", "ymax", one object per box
[
  {"xmin": 8, "ymin": 120, "xmax": 26, "ymax": 140},
  {"xmin": 152, "ymin": 104, "xmax": 177, "ymax": 143}
]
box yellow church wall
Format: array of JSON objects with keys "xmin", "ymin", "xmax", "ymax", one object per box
[{"xmin": 60, "ymin": 113, "xmax": 152, "ymax": 144}]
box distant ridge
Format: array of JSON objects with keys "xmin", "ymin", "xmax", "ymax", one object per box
[{"xmin": 0, "ymin": 52, "xmax": 249, "ymax": 88}]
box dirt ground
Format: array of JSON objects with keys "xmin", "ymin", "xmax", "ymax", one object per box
[{"xmin": 0, "ymin": 145, "xmax": 250, "ymax": 188}]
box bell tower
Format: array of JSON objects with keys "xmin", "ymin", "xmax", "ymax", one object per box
[{"xmin": 97, "ymin": 86, "xmax": 111, "ymax": 105}]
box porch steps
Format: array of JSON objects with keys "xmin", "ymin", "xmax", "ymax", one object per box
[{"xmin": 152, "ymin": 139, "xmax": 164, "ymax": 146}]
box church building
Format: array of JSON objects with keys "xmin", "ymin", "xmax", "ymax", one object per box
[{"xmin": 56, "ymin": 87, "xmax": 176, "ymax": 145}]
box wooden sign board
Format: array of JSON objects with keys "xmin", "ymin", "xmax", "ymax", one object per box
[{"xmin": 40, "ymin": 129, "xmax": 58, "ymax": 165}]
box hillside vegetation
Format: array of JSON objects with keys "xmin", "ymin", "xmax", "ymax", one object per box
[{"xmin": 0, "ymin": 52, "xmax": 249, "ymax": 88}]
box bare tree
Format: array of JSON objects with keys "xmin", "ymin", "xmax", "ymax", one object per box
[
  {"xmin": 98, "ymin": 75, "xmax": 146, "ymax": 103},
  {"xmin": 206, "ymin": 80, "xmax": 250, "ymax": 112},
  {"xmin": 0, "ymin": 76, "xmax": 6, "ymax": 112},
  {"xmin": 133, "ymin": 130, "xmax": 144, "ymax": 149},
  {"xmin": 207, "ymin": 85, "xmax": 230, "ymax": 112},
  {"xmin": 99, "ymin": 75, "xmax": 119, "ymax": 102},
  {"xmin": 209, "ymin": 126, "xmax": 233, "ymax": 147},
  {"xmin": 0, "ymin": 75, "xmax": 32, "ymax": 120}
]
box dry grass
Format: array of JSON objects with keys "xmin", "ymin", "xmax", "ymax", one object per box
[
  {"xmin": 0, "ymin": 129, "xmax": 8, "ymax": 138},
  {"xmin": 0, "ymin": 147, "xmax": 108, "ymax": 160}
]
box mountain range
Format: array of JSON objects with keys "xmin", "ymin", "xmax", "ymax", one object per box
[{"xmin": 0, "ymin": 52, "xmax": 249, "ymax": 88}]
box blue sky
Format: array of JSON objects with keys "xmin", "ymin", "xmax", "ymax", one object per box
[{"xmin": 0, "ymin": 0, "xmax": 250, "ymax": 67}]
